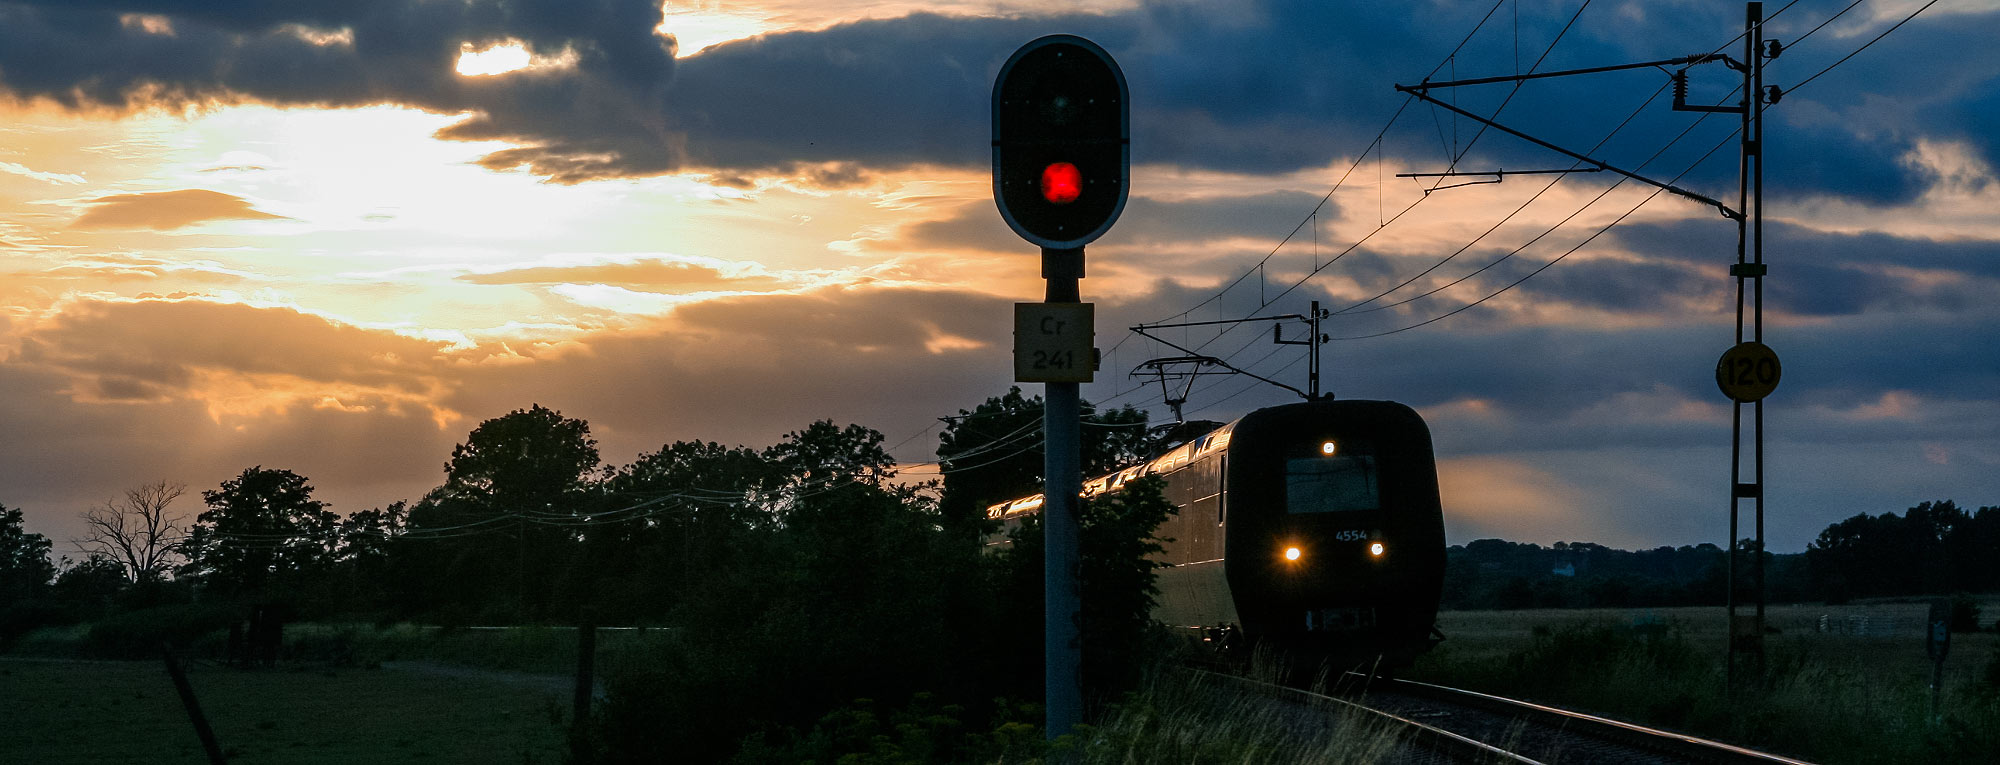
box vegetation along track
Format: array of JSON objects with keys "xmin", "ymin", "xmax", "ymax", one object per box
[{"xmin": 1194, "ymin": 669, "xmax": 1816, "ymax": 764}]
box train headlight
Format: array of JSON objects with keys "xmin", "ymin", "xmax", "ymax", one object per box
[
  {"xmin": 1369, "ymin": 542, "xmax": 1386, "ymax": 557},
  {"xmin": 1319, "ymin": 441, "xmax": 1337, "ymax": 456},
  {"xmin": 1283, "ymin": 546, "xmax": 1302, "ymax": 562}
]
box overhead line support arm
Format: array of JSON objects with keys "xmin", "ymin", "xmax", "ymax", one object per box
[
  {"xmin": 1130, "ymin": 327, "xmax": 1310, "ymax": 400},
  {"xmin": 1392, "ymin": 84, "xmax": 1744, "ymax": 221},
  {"xmin": 1407, "ymin": 54, "xmax": 1733, "ymax": 90}
]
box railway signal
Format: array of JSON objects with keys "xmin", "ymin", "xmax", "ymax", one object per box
[
  {"xmin": 992, "ymin": 34, "xmax": 1129, "ymax": 249},
  {"xmin": 993, "ymin": 33, "xmax": 1127, "ymax": 741}
]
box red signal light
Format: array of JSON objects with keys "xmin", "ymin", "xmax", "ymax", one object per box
[{"xmin": 1040, "ymin": 162, "xmax": 1082, "ymax": 204}]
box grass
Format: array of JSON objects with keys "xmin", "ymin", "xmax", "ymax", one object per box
[
  {"xmin": 1079, "ymin": 667, "xmax": 1407, "ymax": 764},
  {"xmin": 1407, "ymin": 599, "xmax": 2000, "ymax": 764},
  {"xmin": 10, "ymin": 620, "xmax": 678, "ymax": 674},
  {"xmin": 0, "ymin": 656, "xmax": 567, "ymax": 764}
]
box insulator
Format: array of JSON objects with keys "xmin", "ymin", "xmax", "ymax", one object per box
[
  {"xmin": 1765, "ymin": 85, "xmax": 1783, "ymax": 105},
  {"xmin": 1673, "ymin": 70, "xmax": 1689, "ymax": 103},
  {"xmin": 1765, "ymin": 40, "xmax": 1783, "ymax": 59}
]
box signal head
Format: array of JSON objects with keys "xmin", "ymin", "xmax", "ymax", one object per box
[{"xmin": 992, "ymin": 35, "xmax": 1129, "ymax": 249}]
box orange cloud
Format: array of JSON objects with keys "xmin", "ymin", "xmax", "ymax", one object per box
[
  {"xmin": 459, "ymin": 258, "xmax": 784, "ymax": 292},
  {"xmin": 14, "ymin": 297, "xmax": 457, "ymax": 422},
  {"xmin": 71, "ymin": 189, "xmax": 286, "ymax": 230}
]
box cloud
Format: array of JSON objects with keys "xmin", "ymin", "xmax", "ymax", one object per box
[
  {"xmin": 3, "ymin": 263, "xmax": 1994, "ymax": 553},
  {"xmin": 12, "ymin": 297, "xmax": 457, "ymax": 416},
  {"xmin": 0, "ymin": 0, "xmax": 678, "ymax": 183},
  {"xmin": 1609, "ymin": 219, "xmax": 2000, "ymax": 316},
  {"xmin": 0, "ymin": 159, "xmax": 86, "ymax": 184},
  {"xmin": 909, "ymin": 188, "xmax": 1337, "ymax": 254},
  {"xmin": 3, "ymin": 0, "xmax": 1996, "ymax": 202},
  {"xmin": 458, "ymin": 257, "xmax": 787, "ymax": 292},
  {"xmin": 71, "ymin": 189, "xmax": 286, "ymax": 230}
]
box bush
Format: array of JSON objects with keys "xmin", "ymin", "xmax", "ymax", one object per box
[
  {"xmin": 1947, "ymin": 593, "xmax": 1981, "ymax": 633},
  {"xmin": 84, "ymin": 602, "xmax": 239, "ymax": 658},
  {"xmin": 0, "ymin": 601, "xmax": 74, "ymax": 649}
]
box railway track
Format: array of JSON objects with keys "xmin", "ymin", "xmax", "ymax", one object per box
[{"xmin": 1195, "ymin": 669, "xmax": 1814, "ymax": 764}]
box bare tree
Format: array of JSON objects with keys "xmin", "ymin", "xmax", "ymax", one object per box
[{"xmin": 76, "ymin": 480, "xmax": 188, "ymax": 582}]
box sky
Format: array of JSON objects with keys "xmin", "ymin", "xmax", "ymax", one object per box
[{"xmin": 1, "ymin": 0, "xmax": 1995, "ymax": 557}]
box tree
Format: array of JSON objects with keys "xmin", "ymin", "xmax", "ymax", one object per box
[
  {"xmin": 985, "ymin": 476, "xmax": 1177, "ymax": 708},
  {"xmin": 1, "ymin": 505, "xmax": 56, "ymax": 606},
  {"xmin": 1807, "ymin": 500, "xmax": 1999, "ymax": 601},
  {"xmin": 935, "ymin": 387, "xmax": 1152, "ymax": 534},
  {"xmin": 598, "ymin": 441, "xmax": 775, "ymax": 619},
  {"xmin": 763, "ymin": 421, "xmax": 899, "ymax": 513},
  {"xmin": 179, "ymin": 467, "xmax": 339, "ymax": 600},
  {"xmin": 443, "ymin": 403, "xmax": 602, "ymax": 508},
  {"xmin": 407, "ymin": 404, "xmax": 604, "ymax": 622},
  {"xmin": 50, "ymin": 555, "xmax": 128, "ymax": 610},
  {"xmin": 75, "ymin": 480, "xmax": 188, "ymax": 583}
]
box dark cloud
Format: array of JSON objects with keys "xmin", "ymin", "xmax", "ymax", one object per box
[
  {"xmin": 908, "ymin": 188, "xmax": 1336, "ymax": 254},
  {"xmin": 4, "ymin": 0, "xmax": 1994, "ymax": 202},
  {"xmin": 1610, "ymin": 220, "xmax": 2000, "ymax": 316},
  {"xmin": 71, "ymin": 189, "xmax": 285, "ymax": 230},
  {"xmin": 0, "ymin": 0, "xmax": 677, "ymax": 183}
]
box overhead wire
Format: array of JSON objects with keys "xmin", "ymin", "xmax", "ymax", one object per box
[
  {"xmin": 1318, "ymin": 0, "xmax": 1926, "ymax": 340},
  {"xmin": 1154, "ymin": 0, "xmax": 1842, "ymax": 411},
  {"xmin": 1168, "ymin": 0, "xmax": 1850, "ymax": 402}
]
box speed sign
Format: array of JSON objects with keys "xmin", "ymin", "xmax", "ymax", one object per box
[{"xmin": 1716, "ymin": 342, "xmax": 1782, "ymax": 402}]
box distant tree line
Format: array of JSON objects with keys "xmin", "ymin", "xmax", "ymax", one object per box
[
  {"xmin": 0, "ymin": 390, "xmax": 1172, "ymax": 761},
  {"xmin": 1442, "ymin": 500, "xmax": 1999, "ymax": 617}
]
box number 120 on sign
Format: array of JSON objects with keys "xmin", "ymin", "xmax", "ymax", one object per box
[{"xmin": 1715, "ymin": 341, "xmax": 1782, "ymax": 403}]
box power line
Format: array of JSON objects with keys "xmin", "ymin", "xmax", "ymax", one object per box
[{"xmin": 1331, "ymin": 127, "xmax": 1742, "ymax": 340}]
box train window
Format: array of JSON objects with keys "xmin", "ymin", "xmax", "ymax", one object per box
[{"xmin": 1285, "ymin": 455, "xmax": 1379, "ymax": 514}]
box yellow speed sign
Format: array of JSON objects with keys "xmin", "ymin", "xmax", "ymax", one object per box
[{"xmin": 1715, "ymin": 341, "xmax": 1782, "ymax": 402}]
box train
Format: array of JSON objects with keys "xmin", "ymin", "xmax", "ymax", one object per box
[{"xmin": 986, "ymin": 398, "xmax": 1446, "ymax": 668}]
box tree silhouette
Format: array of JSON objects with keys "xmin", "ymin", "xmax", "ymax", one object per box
[
  {"xmin": 598, "ymin": 440, "xmax": 773, "ymax": 619},
  {"xmin": 935, "ymin": 387, "xmax": 1152, "ymax": 535},
  {"xmin": 75, "ymin": 480, "xmax": 188, "ymax": 583},
  {"xmin": 179, "ymin": 467, "xmax": 338, "ymax": 601},
  {"xmin": 443, "ymin": 404, "xmax": 602, "ymax": 507},
  {"xmin": 1808, "ymin": 500, "xmax": 1999, "ymax": 601},
  {"xmin": 406, "ymin": 404, "xmax": 603, "ymax": 622},
  {"xmin": 1, "ymin": 505, "xmax": 56, "ymax": 606}
]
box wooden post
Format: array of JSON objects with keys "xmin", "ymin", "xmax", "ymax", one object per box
[
  {"xmin": 571, "ymin": 620, "xmax": 597, "ymax": 764},
  {"xmin": 161, "ymin": 645, "xmax": 228, "ymax": 764}
]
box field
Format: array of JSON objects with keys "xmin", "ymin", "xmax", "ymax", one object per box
[
  {"xmin": 0, "ymin": 654, "xmax": 569, "ymax": 764},
  {"xmin": 5, "ymin": 603, "xmax": 1996, "ymax": 763},
  {"xmin": 1407, "ymin": 599, "xmax": 2000, "ymax": 764}
]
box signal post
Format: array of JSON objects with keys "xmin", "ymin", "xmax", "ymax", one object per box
[{"xmin": 992, "ymin": 35, "xmax": 1128, "ymax": 738}]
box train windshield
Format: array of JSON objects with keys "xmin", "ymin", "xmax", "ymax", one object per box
[{"xmin": 1285, "ymin": 455, "xmax": 1380, "ymax": 514}]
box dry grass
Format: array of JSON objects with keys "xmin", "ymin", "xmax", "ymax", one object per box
[
  {"xmin": 1409, "ymin": 601, "xmax": 2000, "ymax": 764},
  {"xmin": 1077, "ymin": 667, "xmax": 1407, "ymax": 764}
]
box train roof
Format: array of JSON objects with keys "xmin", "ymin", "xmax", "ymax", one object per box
[{"xmin": 985, "ymin": 417, "xmax": 1240, "ymax": 521}]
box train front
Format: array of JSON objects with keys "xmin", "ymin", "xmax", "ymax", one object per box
[{"xmin": 1223, "ymin": 399, "xmax": 1446, "ymax": 667}]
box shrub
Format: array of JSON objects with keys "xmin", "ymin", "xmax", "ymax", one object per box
[
  {"xmin": 1947, "ymin": 593, "xmax": 1981, "ymax": 633},
  {"xmin": 83, "ymin": 602, "xmax": 239, "ymax": 658}
]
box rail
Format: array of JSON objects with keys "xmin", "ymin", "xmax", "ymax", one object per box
[{"xmin": 1343, "ymin": 673, "xmax": 1817, "ymax": 764}]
